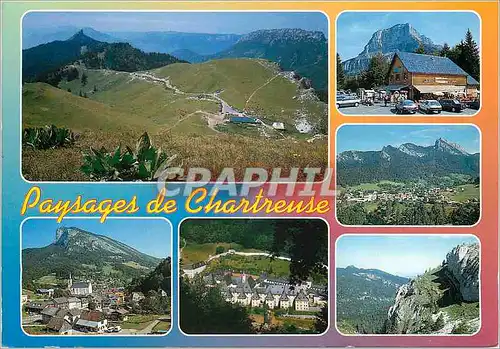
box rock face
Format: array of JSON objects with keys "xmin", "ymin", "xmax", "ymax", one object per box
[
  {"xmin": 341, "ymin": 23, "xmax": 441, "ymax": 75},
  {"xmin": 385, "ymin": 243, "xmax": 480, "ymax": 334},
  {"xmin": 386, "ymin": 281, "xmax": 432, "ymax": 334},
  {"xmin": 445, "ymin": 243, "xmax": 480, "ymax": 302}
]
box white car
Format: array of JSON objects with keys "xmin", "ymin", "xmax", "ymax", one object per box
[{"xmin": 336, "ymin": 96, "xmax": 361, "ymax": 108}]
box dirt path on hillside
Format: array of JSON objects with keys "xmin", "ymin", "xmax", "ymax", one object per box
[{"xmin": 244, "ymin": 74, "xmax": 279, "ymax": 111}]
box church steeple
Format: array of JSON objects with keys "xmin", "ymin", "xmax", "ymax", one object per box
[{"xmin": 68, "ymin": 273, "xmax": 73, "ymax": 289}]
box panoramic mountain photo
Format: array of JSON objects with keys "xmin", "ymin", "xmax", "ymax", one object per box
[
  {"xmin": 336, "ymin": 12, "xmax": 480, "ymax": 115},
  {"xmin": 22, "ymin": 219, "xmax": 172, "ymax": 335},
  {"xmin": 179, "ymin": 219, "xmax": 328, "ymax": 334},
  {"xmin": 21, "ymin": 12, "xmax": 329, "ymax": 181},
  {"xmin": 336, "ymin": 235, "xmax": 480, "ymax": 335},
  {"xmin": 336, "ymin": 125, "xmax": 480, "ymax": 226}
]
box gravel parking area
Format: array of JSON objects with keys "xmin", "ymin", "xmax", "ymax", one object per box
[{"xmin": 338, "ymin": 104, "xmax": 478, "ymax": 116}]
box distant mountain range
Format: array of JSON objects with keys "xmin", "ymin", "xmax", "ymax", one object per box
[
  {"xmin": 337, "ymin": 138, "xmax": 479, "ymax": 186},
  {"xmin": 23, "ymin": 30, "xmax": 185, "ymax": 83},
  {"xmin": 337, "ymin": 266, "xmax": 409, "ymax": 334},
  {"xmin": 23, "ymin": 27, "xmax": 328, "ymax": 91},
  {"xmin": 341, "ymin": 23, "xmax": 442, "ymax": 75},
  {"xmin": 22, "ymin": 226, "xmax": 160, "ymax": 286}
]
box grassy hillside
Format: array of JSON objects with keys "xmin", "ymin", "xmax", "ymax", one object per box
[
  {"xmin": 58, "ymin": 69, "xmax": 219, "ymax": 131},
  {"xmin": 153, "ymin": 59, "xmax": 326, "ymax": 127},
  {"xmin": 22, "ymin": 58, "xmax": 328, "ymax": 181},
  {"xmin": 23, "ymin": 82, "xmax": 145, "ymax": 131}
]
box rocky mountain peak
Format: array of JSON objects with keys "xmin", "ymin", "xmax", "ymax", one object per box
[
  {"xmin": 385, "ymin": 242, "xmax": 480, "ymax": 334},
  {"xmin": 434, "ymin": 138, "xmax": 469, "ymax": 155},
  {"xmin": 342, "ymin": 23, "xmax": 441, "ymax": 75},
  {"xmin": 68, "ymin": 30, "xmax": 98, "ymax": 45}
]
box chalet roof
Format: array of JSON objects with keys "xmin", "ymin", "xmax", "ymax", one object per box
[
  {"xmin": 295, "ymin": 290, "xmax": 308, "ymax": 302},
  {"xmin": 72, "ymin": 281, "xmax": 91, "ymax": 288},
  {"xmin": 265, "ymin": 292, "xmax": 274, "ymax": 301},
  {"xmin": 467, "ymin": 75, "xmax": 479, "ymax": 85},
  {"xmin": 26, "ymin": 301, "xmax": 48, "ymax": 309},
  {"xmin": 67, "ymin": 308, "xmax": 82, "ymax": 317},
  {"xmin": 81, "ymin": 310, "xmax": 105, "ymax": 322},
  {"xmin": 111, "ymin": 308, "xmax": 129, "ymax": 315},
  {"xmin": 280, "ymin": 292, "xmax": 289, "ymax": 301},
  {"xmin": 53, "ymin": 297, "xmax": 68, "ymax": 304},
  {"xmin": 76, "ymin": 319, "xmax": 100, "ymax": 328},
  {"xmin": 265, "ymin": 285, "xmax": 298, "ymax": 296},
  {"xmin": 47, "ymin": 317, "xmax": 72, "ymax": 331},
  {"xmin": 41, "ymin": 307, "xmax": 60, "ymax": 317},
  {"xmin": 229, "ymin": 116, "xmax": 259, "ymax": 124},
  {"xmin": 238, "ymin": 292, "xmax": 247, "ymax": 299},
  {"xmin": 67, "ymin": 297, "xmax": 81, "ymax": 303},
  {"xmin": 395, "ymin": 51, "xmax": 468, "ymax": 76}
]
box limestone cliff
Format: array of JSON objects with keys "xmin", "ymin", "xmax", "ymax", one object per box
[{"xmin": 385, "ymin": 243, "xmax": 480, "ymax": 334}]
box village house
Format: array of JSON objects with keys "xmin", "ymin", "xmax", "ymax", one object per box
[
  {"xmin": 46, "ymin": 317, "xmax": 73, "ymax": 334},
  {"xmin": 294, "ymin": 290, "xmax": 309, "ymax": 311},
  {"xmin": 41, "ymin": 306, "xmax": 60, "ymax": 323},
  {"xmin": 74, "ymin": 310, "xmax": 108, "ymax": 332},
  {"xmin": 385, "ymin": 51, "xmax": 477, "ymax": 100},
  {"xmin": 36, "ymin": 288, "xmax": 54, "ymax": 298},
  {"xmin": 25, "ymin": 301, "xmax": 50, "ymax": 314},
  {"xmin": 53, "ymin": 297, "xmax": 81, "ymax": 310}
]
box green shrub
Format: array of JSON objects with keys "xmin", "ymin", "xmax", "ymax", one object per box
[
  {"xmin": 23, "ymin": 125, "xmax": 76, "ymax": 150},
  {"xmin": 81, "ymin": 132, "xmax": 182, "ymax": 181}
]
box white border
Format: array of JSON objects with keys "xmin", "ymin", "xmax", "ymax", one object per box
[
  {"xmin": 19, "ymin": 9, "xmax": 331, "ymax": 184},
  {"xmin": 333, "ymin": 233, "xmax": 482, "ymax": 337},
  {"xmin": 334, "ymin": 10, "xmax": 483, "ymax": 117},
  {"xmin": 19, "ymin": 216, "xmax": 174, "ymax": 337},
  {"xmin": 176, "ymin": 216, "xmax": 331, "ymax": 337},
  {"xmin": 334, "ymin": 122, "xmax": 483, "ymax": 228}
]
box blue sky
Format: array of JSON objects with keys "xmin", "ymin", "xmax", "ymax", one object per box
[
  {"xmin": 336, "ymin": 235, "xmax": 478, "ymax": 277},
  {"xmin": 23, "ymin": 12, "xmax": 328, "ymax": 36},
  {"xmin": 336, "ymin": 125, "xmax": 480, "ymax": 154},
  {"xmin": 22, "ymin": 219, "xmax": 171, "ymax": 258},
  {"xmin": 337, "ymin": 12, "xmax": 480, "ymax": 60}
]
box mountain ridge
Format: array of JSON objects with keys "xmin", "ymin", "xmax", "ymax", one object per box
[
  {"xmin": 22, "ymin": 226, "xmax": 161, "ymax": 287},
  {"xmin": 337, "ymin": 138, "xmax": 479, "ymax": 186},
  {"xmin": 22, "ymin": 31, "xmax": 185, "ymax": 83}
]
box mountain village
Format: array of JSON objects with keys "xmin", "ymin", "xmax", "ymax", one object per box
[
  {"xmin": 22, "ymin": 272, "xmax": 170, "ymax": 335},
  {"xmin": 23, "ymin": 273, "xmax": 170, "ymax": 335},
  {"xmin": 181, "ymin": 247, "xmax": 327, "ymax": 332}
]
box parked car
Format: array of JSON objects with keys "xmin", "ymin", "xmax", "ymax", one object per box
[
  {"xmin": 395, "ymin": 99, "xmax": 418, "ymax": 114},
  {"xmin": 468, "ymin": 99, "xmax": 480, "ymax": 110},
  {"xmin": 419, "ymin": 100, "xmax": 442, "ymax": 114},
  {"xmin": 439, "ymin": 99, "xmax": 463, "ymax": 112},
  {"xmin": 336, "ymin": 95, "xmax": 361, "ymax": 108}
]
